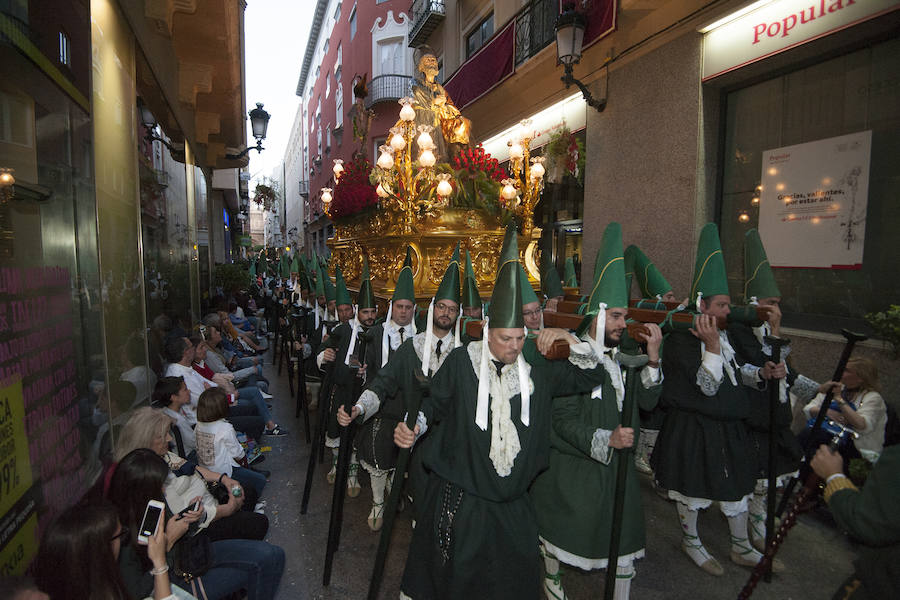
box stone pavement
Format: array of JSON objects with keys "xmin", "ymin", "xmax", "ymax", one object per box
[{"xmin": 258, "ymin": 354, "xmax": 858, "ymax": 599}]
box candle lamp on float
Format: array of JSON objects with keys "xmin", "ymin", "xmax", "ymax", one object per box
[
  {"xmin": 504, "ymin": 119, "xmax": 546, "ymax": 232},
  {"xmin": 373, "ymin": 98, "xmax": 447, "ymax": 234}
]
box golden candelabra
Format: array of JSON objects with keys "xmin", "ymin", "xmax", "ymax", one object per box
[{"xmin": 503, "ymin": 120, "xmax": 546, "ymax": 234}]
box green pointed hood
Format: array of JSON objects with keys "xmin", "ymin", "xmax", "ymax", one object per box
[
  {"xmin": 743, "ymin": 228, "xmax": 781, "ymax": 301},
  {"xmin": 462, "ymin": 250, "xmax": 482, "ymax": 309},
  {"xmin": 335, "ymin": 266, "xmax": 352, "ymax": 307},
  {"xmin": 564, "ymin": 257, "xmax": 578, "ymax": 287},
  {"xmin": 625, "ymin": 245, "xmax": 672, "ymax": 299},
  {"xmin": 541, "ymin": 263, "xmax": 564, "ymax": 299},
  {"xmin": 690, "ymin": 223, "xmax": 729, "ymax": 302},
  {"xmin": 249, "ymin": 260, "xmax": 256, "ymax": 278},
  {"xmin": 322, "ymin": 260, "xmax": 336, "ymax": 302},
  {"xmin": 357, "ymin": 256, "xmax": 376, "ymax": 309},
  {"xmin": 314, "ymin": 261, "xmax": 326, "ymax": 298},
  {"xmin": 434, "ymin": 242, "xmax": 461, "ymax": 304},
  {"xmin": 280, "ymin": 254, "xmax": 291, "ymax": 278},
  {"xmin": 392, "ymin": 246, "xmax": 416, "ymax": 302},
  {"xmin": 487, "ymin": 224, "xmax": 524, "ymax": 329},
  {"xmin": 578, "ymin": 223, "xmax": 627, "ymax": 336},
  {"xmin": 518, "ymin": 263, "xmax": 539, "ymax": 305},
  {"xmin": 291, "ymin": 255, "xmax": 300, "ymax": 274}
]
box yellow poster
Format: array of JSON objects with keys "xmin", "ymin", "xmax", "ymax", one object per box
[{"xmin": 0, "ymin": 379, "xmax": 32, "ymax": 517}]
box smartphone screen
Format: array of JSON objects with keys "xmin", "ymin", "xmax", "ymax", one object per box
[{"xmin": 138, "ymin": 501, "xmax": 164, "ymax": 543}]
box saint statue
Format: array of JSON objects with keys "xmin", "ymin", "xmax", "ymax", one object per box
[{"xmin": 410, "ymin": 48, "xmax": 472, "ymax": 160}]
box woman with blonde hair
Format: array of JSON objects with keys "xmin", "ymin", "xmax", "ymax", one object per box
[
  {"xmin": 115, "ymin": 407, "xmax": 268, "ymax": 540},
  {"xmin": 803, "ymin": 357, "xmax": 888, "ymax": 465}
]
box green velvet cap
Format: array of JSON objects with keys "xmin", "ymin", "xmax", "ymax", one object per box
[
  {"xmin": 357, "ymin": 256, "xmax": 376, "ymax": 309},
  {"xmin": 564, "ymin": 257, "xmax": 578, "ymax": 287},
  {"xmin": 291, "ymin": 255, "xmax": 300, "ymax": 274},
  {"xmin": 518, "ymin": 263, "xmax": 539, "ymax": 305},
  {"xmin": 392, "ymin": 246, "xmax": 416, "ymax": 302},
  {"xmin": 743, "ymin": 228, "xmax": 781, "ymax": 301},
  {"xmin": 335, "ymin": 266, "xmax": 352, "ymax": 307},
  {"xmin": 487, "ymin": 224, "xmax": 524, "ymax": 329},
  {"xmin": 690, "ymin": 223, "xmax": 729, "ymax": 301},
  {"xmin": 625, "ymin": 245, "xmax": 672, "ymax": 299},
  {"xmin": 462, "ymin": 250, "xmax": 482, "ymax": 309},
  {"xmin": 314, "ymin": 261, "xmax": 325, "ymax": 298},
  {"xmin": 541, "ymin": 263, "xmax": 564, "ymax": 299},
  {"xmin": 434, "ymin": 242, "xmax": 461, "ymax": 304},
  {"xmin": 280, "ymin": 254, "xmax": 291, "ymax": 278},
  {"xmin": 322, "ymin": 261, "xmax": 336, "ymax": 302},
  {"xmin": 578, "ymin": 223, "xmax": 627, "ymax": 336}
]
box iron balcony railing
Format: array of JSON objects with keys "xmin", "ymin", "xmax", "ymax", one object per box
[
  {"xmin": 514, "ymin": 0, "xmax": 557, "ymax": 67},
  {"xmin": 365, "ymin": 74, "xmax": 414, "ymax": 109},
  {"xmin": 299, "ymin": 180, "xmax": 309, "ymax": 197},
  {"xmin": 409, "ymin": 0, "xmax": 446, "ymax": 48}
]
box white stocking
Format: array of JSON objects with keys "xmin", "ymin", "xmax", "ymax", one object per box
[
  {"xmin": 676, "ymin": 502, "xmax": 715, "ymax": 567},
  {"xmin": 613, "ymin": 560, "xmax": 635, "ymax": 600}
]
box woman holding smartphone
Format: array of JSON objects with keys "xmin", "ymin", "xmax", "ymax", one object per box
[
  {"xmin": 108, "ymin": 449, "xmax": 284, "ymax": 600},
  {"xmin": 33, "ymin": 503, "xmax": 184, "ymax": 600}
]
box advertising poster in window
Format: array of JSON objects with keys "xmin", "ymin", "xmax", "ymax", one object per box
[{"xmin": 758, "ymin": 130, "xmax": 871, "ymax": 269}]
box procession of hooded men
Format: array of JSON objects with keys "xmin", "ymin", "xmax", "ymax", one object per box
[{"xmin": 263, "ymin": 210, "xmax": 895, "ymax": 600}]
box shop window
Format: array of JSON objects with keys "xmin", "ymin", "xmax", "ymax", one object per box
[
  {"xmin": 467, "ymin": 13, "xmax": 494, "ymax": 59},
  {"xmin": 719, "ymin": 38, "xmax": 900, "ymax": 330}
]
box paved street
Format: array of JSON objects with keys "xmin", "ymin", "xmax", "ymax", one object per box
[{"xmin": 260, "ymin": 355, "xmax": 857, "ymax": 600}]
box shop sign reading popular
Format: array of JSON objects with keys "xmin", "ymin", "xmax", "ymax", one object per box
[
  {"xmin": 758, "ymin": 131, "xmax": 871, "ymax": 269},
  {"xmin": 702, "ymin": 0, "xmax": 900, "ymax": 80}
]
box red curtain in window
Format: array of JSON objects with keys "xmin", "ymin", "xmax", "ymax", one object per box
[{"xmin": 444, "ymin": 21, "xmax": 515, "ymax": 110}]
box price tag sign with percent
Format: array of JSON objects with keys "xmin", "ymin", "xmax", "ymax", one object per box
[{"xmin": 0, "ymin": 379, "xmax": 32, "ymax": 518}]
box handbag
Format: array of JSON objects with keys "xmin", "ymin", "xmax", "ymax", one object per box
[
  {"xmin": 205, "ymin": 480, "xmax": 231, "ymax": 505},
  {"xmin": 173, "ymin": 530, "xmax": 213, "ymax": 600}
]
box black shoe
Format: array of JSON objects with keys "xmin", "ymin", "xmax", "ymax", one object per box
[{"xmin": 251, "ymin": 466, "xmax": 271, "ymax": 478}]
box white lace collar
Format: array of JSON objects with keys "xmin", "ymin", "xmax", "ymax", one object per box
[{"xmin": 412, "ymin": 330, "xmax": 454, "ymax": 374}]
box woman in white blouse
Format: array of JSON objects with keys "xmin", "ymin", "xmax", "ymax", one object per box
[{"xmin": 804, "ymin": 357, "xmax": 887, "ymax": 463}]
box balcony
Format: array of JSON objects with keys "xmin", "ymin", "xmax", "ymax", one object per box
[
  {"xmin": 409, "ymin": 0, "xmax": 445, "ymax": 48},
  {"xmin": 365, "ymin": 74, "xmax": 414, "ymax": 109},
  {"xmin": 514, "ymin": 0, "xmax": 557, "ymax": 67},
  {"xmin": 299, "ymin": 180, "xmax": 309, "ymax": 198}
]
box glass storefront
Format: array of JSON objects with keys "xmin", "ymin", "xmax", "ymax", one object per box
[{"xmin": 720, "ymin": 37, "xmax": 900, "ymax": 330}]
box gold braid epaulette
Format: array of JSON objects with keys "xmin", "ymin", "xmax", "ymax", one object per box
[{"xmin": 824, "ymin": 475, "xmax": 858, "ymax": 503}]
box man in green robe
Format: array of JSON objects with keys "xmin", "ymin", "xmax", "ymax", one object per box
[
  {"xmin": 811, "ymin": 443, "xmax": 900, "ymax": 599},
  {"xmin": 520, "ymin": 263, "xmax": 543, "ymax": 333},
  {"xmin": 651, "ymin": 224, "xmax": 784, "ymax": 576},
  {"xmin": 318, "ymin": 263, "xmax": 376, "ymax": 493},
  {"xmin": 393, "ymin": 225, "xmax": 607, "ymax": 600},
  {"xmin": 338, "ymin": 245, "xmax": 462, "ymax": 531},
  {"xmin": 727, "ymin": 228, "xmax": 807, "ymax": 551},
  {"xmin": 530, "ymin": 223, "xmax": 663, "ymax": 600}
]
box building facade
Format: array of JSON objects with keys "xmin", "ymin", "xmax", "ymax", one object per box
[
  {"xmin": 295, "ymin": 0, "xmax": 417, "ymax": 258},
  {"xmin": 0, "ymin": 0, "xmax": 250, "ymax": 573}
]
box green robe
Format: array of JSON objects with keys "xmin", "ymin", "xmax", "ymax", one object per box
[
  {"xmin": 651, "ymin": 329, "xmax": 756, "ymax": 501},
  {"xmin": 828, "ymin": 445, "xmax": 900, "ymax": 599},
  {"xmin": 355, "ymin": 331, "xmax": 452, "ymax": 470},
  {"xmin": 400, "ymin": 338, "xmax": 606, "ymax": 600},
  {"xmin": 319, "ymin": 320, "xmax": 377, "ymax": 440},
  {"xmin": 530, "ymin": 351, "xmax": 662, "ymax": 565},
  {"xmin": 727, "ymin": 322, "xmax": 801, "ymax": 478}
]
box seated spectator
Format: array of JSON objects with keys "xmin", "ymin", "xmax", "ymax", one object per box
[
  {"xmin": 216, "ymin": 307, "xmax": 266, "ymax": 353},
  {"xmin": 108, "ymin": 449, "xmax": 284, "ymax": 600},
  {"xmin": 189, "ymin": 336, "xmax": 285, "ymax": 436},
  {"xmin": 202, "ymin": 316, "xmax": 262, "ymax": 369},
  {"xmin": 164, "ymin": 337, "xmax": 273, "ymax": 438},
  {"xmin": 116, "ymin": 407, "xmax": 268, "ymax": 540},
  {"xmin": 802, "ymin": 357, "xmax": 888, "ymax": 466},
  {"xmin": 197, "ymin": 327, "xmax": 270, "ymax": 395},
  {"xmin": 33, "ymin": 502, "xmax": 185, "ymax": 600},
  {"xmin": 196, "ymin": 388, "xmax": 268, "ymax": 499},
  {"xmin": 228, "ymin": 300, "xmax": 259, "ymax": 332}
]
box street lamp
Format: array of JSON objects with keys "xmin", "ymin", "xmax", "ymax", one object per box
[
  {"xmin": 555, "ymin": 4, "xmax": 607, "ymax": 112},
  {"xmin": 137, "ymin": 98, "xmax": 186, "ymax": 158},
  {"xmin": 226, "ymin": 103, "xmax": 271, "ymax": 159}
]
